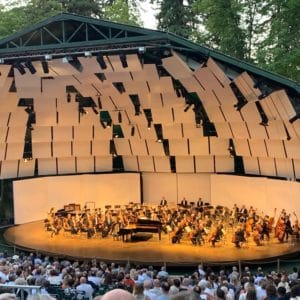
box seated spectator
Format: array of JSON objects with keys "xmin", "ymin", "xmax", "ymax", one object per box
[{"xmin": 76, "ymin": 276, "xmax": 94, "ymax": 300}]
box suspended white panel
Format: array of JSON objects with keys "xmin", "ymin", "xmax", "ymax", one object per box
[
  {"xmin": 52, "ymin": 141, "xmax": 72, "ymax": 157},
  {"xmin": 0, "ymin": 112, "xmax": 10, "ymax": 126},
  {"xmin": 126, "ymin": 110, "xmax": 148, "ymax": 126},
  {"xmin": 14, "ymin": 69, "xmax": 40, "ymax": 88},
  {"xmin": 57, "ymin": 157, "xmax": 76, "ymax": 174},
  {"xmin": 79, "ymin": 108, "xmax": 101, "ymax": 125},
  {"xmin": 42, "ymin": 79, "xmax": 65, "ymax": 97},
  {"xmin": 123, "ymin": 156, "xmax": 139, "ymax": 172},
  {"xmin": 214, "ymin": 122, "xmax": 233, "ymax": 138},
  {"xmin": 35, "ymin": 97, "xmax": 56, "ymax": 112},
  {"xmin": 105, "ymin": 71, "xmax": 132, "ymax": 82},
  {"xmin": 195, "ymin": 156, "xmax": 214, "ymax": 173},
  {"xmin": 260, "ymin": 97, "xmax": 280, "ymax": 120},
  {"xmin": 162, "ymin": 92, "xmax": 184, "ymax": 108},
  {"xmin": 293, "ymin": 159, "xmax": 300, "ymax": 179},
  {"xmin": 52, "ymin": 126, "xmax": 72, "ymax": 141},
  {"xmin": 0, "ymin": 143, "xmax": 6, "ymax": 160},
  {"xmin": 152, "ymin": 107, "xmax": 173, "ymax": 124},
  {"xmin": 123, "ymin": 80, "xmax": 148, "ymax": 95},
  {"xmin": 92, "ymin": 140, "xmax": 110, "ymax": 156},
  {"xmin": 176, "ymin": 156, "xmax": 194, "ymax": 173},
  {"xmin": 138, "ymin": 156, "xmax": 154, "ymax": 172},
  {"xmin": 32, "ymin": 142, "xmax": 52, "ymax": 159},
  {"xmin": 247, "ymin": 123, "xmax": 268, "ymax": 139},
  {"xmin": 78, "ymin": 56, "xmax": 101, "ymax": 73},
  {"xmin": 173, "ymin": 106, "xmax": 195, "ymax": 123},
  {"xmin": 130, "ymin": 139, "xmax": 148, "ymax": 156},
  {"xmin": 249, "ymin": 139, "xmax": 268, "ymax": 157},
  {"xmin": 18, "ymin": 159, "xmax": 35, "ymax": 177},
  {"xmin": 163, "ymin": 123, "xmax": 182, "ymax": 139},
  {"xmin": 6, "ymin": 143, "xmax": 23, "ymax": 160},
  {"xmin": 114, "ymin": 139, "xmax": 132, "ymax": 155},
  {"xmin": 214, "ymin": 85, "xmax": 237, "ymax": 106},
  {"xmin": 243, "ymin": 156, "xmax": 260, "ymax": 175},
  {"xmin": 131, "ymin": 124, "xmax": 157, "ymax": 140},
  {"xmin": 283, "ymin": 120, "xmax": 299, "ymax": 140},
  {"xmin": 265, "ymin": 140, "xmax": 286, "ymax": 158},
  {"xmin": 154, "ymin": 156, "xmax": 170, "ymax": 172},
  {"xmin": 73, "ymin": 141, "xmax": 91, "ymax": 157},
  {"xmin": 57, "ymin": 107, "xmax": 79, "ymax": 126},
  {"xmin": 0, "ymin": 160, "xmax": 18, "ymax": 179},
  {"xmin": 215, "ymin": 156, "xmax": 234, "ymax": 173},
  {"xmin": 271, "ymin": 90, "xmax": 296, "ymax": 120},
  {"xmin": 95, "ymin": 156, "xmax": 113, "ymax": 172},
  {"xmin": 31, "ymin": 126, "xmax": 52, "ymax": 142},
  {"xmin": 189, "ymin": 137, "xmax": 209, "ymax": 155},
  {"xmin": 210, "ymin": 137, "xmax": 229, "ymax": 156},
  {"xmin": 221, "ymin": 104, "xmax": 243, "ymax": 122},
  {"xmin": 266, "ymin": 120, "xmax": 287, "ymax": 140},
  {"xmin": 240, "ymin": 102, "xmax": 261, "ymax": 123},
  {"xmin": 207, "ymin": 57, "xmax": 231, "ymax": 86},
  {"xmin": 126, "ymin": 54, "xmax": 142, "ymax": 71},
  {"xmin": 0, "ymin": 65, "xmax": 11, "ymax": 88},
  {"xmin": 49, "ymin": 59, "xmax": 80, "ymax": 76},
  {"xmin": 111, "ymin": 94, "xmax": 134, "ymax": 110},
  {"xmin": 205, "ymin": 105, "xmax": 225, "ymax": 122},
  {"xmin": 108, "ymin": 55, "xmax": 124, "ymax": 72},
  {"xmin": 98, "ymin": 95, "xmax": 117, "ymax": 110},
  {"xmin": 259, "ymin": 157, "xmax": 276, "ymax": 176},
  {"xmin": 8, "ymin": 108, "xmax": 28, "ymax": 127},
  {"xmin": 180, "ymin": 76, "xmax": 204, "ymax": 93},
  {"xmin": 182, "ymin": 124, "xmax": 203, "ymax": 138},
  {"xmin": 38, "ymin": 158, "xmax": 57, "ymax": 176},
  {"xmin": 194, "ymin": 67, "xmax": 222, "ymax": 91},
  {"xmin": 6, "ymin": 127, "xmax": 26, "ymax": 143},
  {"xmin": 284, "ymin": 140, "xmax": 300, "ymax": 159},
  {"xmin": 197, "ymin": 89, "xmax": 220, "ymax": 107},
  {"xmin": 233, "ymin": 72, "xmax": 260, "ymax": 102},
  {"xmin": 162, "ymin": 52, "xmax": 192, "ymax": 79},
  {"xmin": 131, "ymin": 64, "xmax": 159, "ymax": 82},
  {"xmin": 93, "ymin": 126, "xmax": 112, "ymax": 140},
  {"xmin": 97, "ymin": 55, "xmax": 114, "ymax": 72},
  {"xmin": 234, "ymin": 139, "xmax": 251, "ymax": 156},
  {"xmin": 35, "ymin": 111, "xmax": 57, "ymax": 126},
  {"xmin": 292, "ymin": 120, "xmax": 300, "ymax": 139},
  {"xmin": 76, "ymin": 157, "xmax": 94, "ymax": 173},
  {"xmin": 73, "ymin": 125, "xmax": 93, "ymax": 141},
  {"xmin": 169, "ymin": 139, "xmax": 188, "ymax": 155},
  {"xmin": 230, "ymin": 122, "xmax": 250, "ymax": 139},
  {"xmin": 146, "ymin": 140, "xmax": 165, "ymax": 156},
  {"xmin": 275, "ymin": 158, "xmax": 294, "ymax": 178}
]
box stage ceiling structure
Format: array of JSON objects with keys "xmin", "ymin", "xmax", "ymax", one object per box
[{"xmin": 0, "ymin": 13, "xmax": 299, "ymax": 179}]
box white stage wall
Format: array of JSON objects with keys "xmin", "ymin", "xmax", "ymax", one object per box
[{"xmin": 13, "ymin": 173, "xmax": 140, "ymax": 224}]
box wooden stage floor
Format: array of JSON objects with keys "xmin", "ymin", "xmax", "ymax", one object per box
[{"xmin": 4, "ymin": 221, "xmax": 300, "ymax": 265}]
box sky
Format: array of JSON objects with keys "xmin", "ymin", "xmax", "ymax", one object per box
[{"xmin": 0, "ymin": 0, "xmax": 158, "ymax": 29}]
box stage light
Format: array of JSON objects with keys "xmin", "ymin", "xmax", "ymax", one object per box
[
  {"xmin": 45, "ymin": 54, "xmax": 52, "ymax": 61},
  {"xmin": 84, "ymin": 51, "xmax": 92, "ymax": 57},
  {"xmin": 0, "ymin": 58, "xmax": 4, "ymax": 64},
  {"xmin": 138, "ymin": 47, "xmax": 145, "ymax": 53},
  {"xmin": 118, "ymin": 111, "xmax": 122, "ymax": 123},
  {"xmin": 131, "ymin": 126, "xmax": 135, "ymax": 136}
]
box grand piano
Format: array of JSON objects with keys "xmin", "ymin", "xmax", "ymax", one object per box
[{"xmin": 118, "ymin": 218, "xmax": 162, "ymax": 242}]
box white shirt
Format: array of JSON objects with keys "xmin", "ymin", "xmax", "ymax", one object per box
[{"xmin": 76, "ymin": 283, "xmax": 94, "ymax": 300}]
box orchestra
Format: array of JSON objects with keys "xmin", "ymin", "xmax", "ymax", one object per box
[{"xmin": 44, "ymin": 201, "xmax": 300, "ymax": 248}]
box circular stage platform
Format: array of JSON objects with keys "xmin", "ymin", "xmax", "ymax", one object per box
[{"xmin": 4, "ymin": 221, "xmax": 300, "ymax": 265}]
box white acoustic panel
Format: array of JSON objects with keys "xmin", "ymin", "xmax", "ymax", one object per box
[
  {"xmin": 243, "ymin": 157, "xmax": 260, "ymax": 175},
  {"xmin": 230, "ymin": 122, "xmax": 250, "ymax": 139},
  {"xmin": 233, "ymin": 72, "xmax": 260, "ymax": 102},
  {"xmin": 49, "ymin": 59, "xmax": 80, "ymax": 75},
  {"xmin": 162, "ymin": 123, "xmax": 182, "ymax": 139},
  {"xmin": 152, "ymin": 107, "xmax": 173, "ymax": 124},
  {"xmin": 37, "ymin": 158, "xmax": 57, "ymax": 175},
  {"xmin": 284, "ymin": 140, "xmax": 300, "ymax": 159},
  {"xmin": 194, "ymin": 67, "xmax": 222, "ymax": 90},
  {"xmin": 197, "ymin": 89, "xmax": 220, "ymax": 107},
  {"xmin": 6, "ymin": 143, "xmax": 24, "ymax": 160},
  {"xmin": 135, "ymin": 124, "xmax": 157, "ymax": 140},
  {"xmin": 92, "ymin": 140, "xmax": 110, "ymax": 156},
  {"xmin": 169, "ymin": 139, "xmax": 188, "ymax": 156},
  {"xmin": 146, "ymin": 140, "xmax": 165, "ymax": 156},
  {"xmin": 221, "ymin": 105, "xmax": 243, "ymax": 122},
  {"xmin": 0, "ymin": 160, "xmax": 18, "ymax": 179},
  {"xmin": 162, "ymin": 92, "xmax": 184, "ymax": 108},
  {"xmin": 266, "ymin": 121, "xmax": 287, "ymax": 140},
  {"xmin": 176, "ymin": 156, "xmax": 194, "ymax": 173},
  {"xmin": 214, "ymin": 122, "xmax": 233, "ymax": 138},
  {"xmin": 32, "ymin": 142, "xmax": 52, "ymax": 159},
  {"xmin": 126, "ymin": 54, "xmax": 142, "ymax": 71},
  {"xmin": 260, "ymin": 96, "xmax": 280, "ymax": 120},
  {"xmin": 73, "ymin": 141, "xmax": 91, "ymax": 157},
  {"xmin": 123, "ymin": 156, "xmax": 139, "ymax": 172},
  {"xmin": 293, "ymin": 159, "xmax": 300, "ymax": 179},
  {"xmin": 292, "ymin": 120, "xmax": 300, "ymax": 139},
  {"xmin": 52, "ymin": 141, "xmax": 72, "ymax": 157},
  {"xmin": 182, "ymin": 124, "xmax": 204, "ymax": 138},
  {"xmin": 215, "ymin": 156, "xmax": 234, "ymax": 173},
  {"xmin": 162, "ymin": 52, "xmax": 192, "ymax": 79},
  {"xmin": 53, "ymin": 126, "xmax": 73, "ymax": 141},
  {"xmin": 247, "ymin": 123, "xmax": 268, "ymax": 139},
  {"xmin": 205, "ymin": 105, "xmax": 225, "ymax": 122},
  {"xmin": 249, "ymin": 139, "xmax": 268, "ymax": 157},
  {"xmin": 35, "ymin": 110, "xmax": 57, "ymax": 126},
  {"xmin": 207, "ymin": 57, "xmax": 231, "ymax": 85},
  {"xmin": 210, "ymin": 137, "xmax": 229, "ymax": 156},
  {"xmin": 173, "ymin": 106, "xmax": 195, "ymax": 123},
  {"xmin": 189, "ymin": 138, "xmax": 209, "ymax": 155},
  {"xmin": 138, "ymin": 156, "xmax": 155, "ymax": 172},
  {"xmin": 18, "ymin": 159, "xmax": 35, "ymax": 177},
  {"xmin": 259, "ymin": 157, "xmax": 276, "ymax": 176},
  {"xmin": 57, "ymin": 157, "xmax": 76, "ymax": 174},
  {"xmin": 31, "ymin": 126, "xmax": 52, "ymax": 142},
  {"xmin": 213, "ymin": 85, "xmax": 237, "ymax": 106},
  {"xmin": 131, "ymin": 64, "xmax": 159, "ymax": 82},
  {"xmin": 114, "ymin": 139, "xmax": 132, "ymax": 156},
  {"xmin": 6, "ymin": 127, "xmax": 26, "ymax": 143},
  {"xmin": 130, "ymin": 139, "xmax": 148, "ymax": 156},
  {"xmin": 57, "ymin": 107, "xmax": 79, "ymax": 125},
  {"xmin": 93, "ymin": 126, "xmax": 112, "ymax": 140},
  {"xmin": 234, "ymin": 139, "xmax": 251, "ymax": 156},
  {"xmin": 0, "ymin": 143, "xmax": 6, "ymax": 160},
  {"xmin": 195, "ymin": 156, "xmax": 214, "ymax": 173},
  {"xmin": 275, "ymin": 158, "xmax": 294, "ymax": 178},
  {"xmin": 95, "ymin": 156, "xmax": 112, "ymax": 172},
  {"xmin": 78, "ymin": 56, "xmax": 101, "ymax": 73},
  {"xmin": 0, "ymin": 113, "xmax": 10, "ymax": 126},
  {"xmin": 79, "ymin": 109, "xmax": 100, "ymax": 125},
  {"xmin": 154, "ymin": 156, "xmax": 170, "ymax": 172},
  {"xmin": 8, "ymin": 108, "xmax": 28, "ymax": 127},
  {"xmin": 105, "ymin": 71, "xmax": 132, "ymax": 82},
  {"xmin": 108, "ymin": 55, "xmax": 125, "ymax": 72},
  {"xmin": 76, "ymin": 157, "xmax": 95, "ymax": 173},
  {"xmin": 265, "ymin": 140, "xmax": 286, "ymax": 159},
  {"xmin": 271, "ymin": 90, "xmax": 296, "ymax": 120},
  {"xmin": 240, "ymin": 102, "xmax": 261, "ymax": 123},
  {"xmin": 73, "ymin": 125, "xmax": 93, "ymax": 141}
]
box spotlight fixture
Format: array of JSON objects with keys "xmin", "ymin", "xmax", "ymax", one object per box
[
  {"xmin": 0, "ymin": 58, "xmax": 5, "ymax": 64},
  {"xmin": 45, "ymin": 54, "xmax": 52, "ymax": 61},
  {"xmin": 84, "ymin": 51, "xmax": 92, "ymax": 57},
  {"xmin": 138, "ymin": 47, "xmax": 145, "ymax": 53}
]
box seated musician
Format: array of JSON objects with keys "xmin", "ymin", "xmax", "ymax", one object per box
[
  {"xmin": 180, "ymin": 197, "xmax": 188, "ymax": 208},
  {"xmin": 233, "ymin": 225, "xmax": 246, "ymax": 248},
  {"xmin": 160, "ymin": 196, "xmax": 168, "ymax": 207},
  {"xmin": 209, "ymin": 224, "xmax": 224, "ymax": 247},
  {"xmin": 196, "ymin": 198, "xmax": 203, "ymax": 207}
]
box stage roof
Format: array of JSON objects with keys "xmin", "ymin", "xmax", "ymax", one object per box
[{"xmin": 0, "ymin": 13, "xmax": 300, "ymax": 179}]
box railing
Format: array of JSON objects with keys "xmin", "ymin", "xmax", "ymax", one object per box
[{"xmin": 0, "ymin": 284, "xmax": 41, "ymax": 300}]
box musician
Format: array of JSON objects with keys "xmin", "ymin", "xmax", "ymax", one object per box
[
  {"xmin": 160, "ymin": 196, "xmax": 168, "ymax": 206},
  {"xmin": 209, "ymin": 224, "xmax": 224, "ymax": 247},
  {"xmin": 196, "ymin": 198, "xmax": 204, "ymax": 207},
  {"xmin": 233, "ymin": 225, "xmax": 246, "ymax": 248},
  {"xmin": 180, "ymin": 197, "xmax": 188, "ymax": 208},
  {"xmin": 238, "ymin": 205, "xmax": 248, "ymax": 223},
  {"xmin": 283, "ymin": 214, "xmax": 293, "ymax": 241}
]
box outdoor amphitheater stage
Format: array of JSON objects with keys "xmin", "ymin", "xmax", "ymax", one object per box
[{"xmin": 4, "ymin": 221, "xmax": 300, "ymax": 265}]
